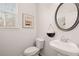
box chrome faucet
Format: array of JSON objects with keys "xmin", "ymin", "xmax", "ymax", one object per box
[{"xmin": 61, "ymin": 36, "xmax": 69, "ymax": 42}]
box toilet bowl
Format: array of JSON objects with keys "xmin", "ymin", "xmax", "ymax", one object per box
[{"xmin": 24, "ymin": 38, "xmax": 45, "ymax": 56}]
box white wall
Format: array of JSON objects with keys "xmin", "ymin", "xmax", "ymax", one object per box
[
  {"xmin": 37, "ymin": 3, "xmax": 79, "ymax": 56},
  {"xmin": 0, "ymin": 3, "xmax": 79, "ymax": 56},
  {"xmin": 0, "ymin": 3, "xmax": 37, "ymax": 56}
]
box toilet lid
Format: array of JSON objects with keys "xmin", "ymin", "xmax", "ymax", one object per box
[{"xmin": 24, "ymin": 47, "xmax": 40, "ymax": 56}]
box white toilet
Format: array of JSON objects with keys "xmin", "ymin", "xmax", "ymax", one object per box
[{"xmin": 24, "ymin": 38, "xmax": 45, "ymax": 56}]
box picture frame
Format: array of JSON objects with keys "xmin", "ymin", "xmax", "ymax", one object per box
[{"xmin": 22, "ymin": 13, "xmax": 34, "ymax": 28}]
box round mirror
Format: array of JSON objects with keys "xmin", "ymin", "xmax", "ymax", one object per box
[{"xmin": 55, "ymin": 3, "xmax": 79, "ymax": 31}]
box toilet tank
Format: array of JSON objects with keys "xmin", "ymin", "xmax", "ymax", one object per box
[{"xmin": 36, "ymin": 38, "xmax": 45, "ymax": 49}]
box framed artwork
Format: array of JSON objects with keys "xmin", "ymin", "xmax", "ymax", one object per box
[{"xmin": 22, "ymin": 13, "xmax": 34, "ymax": 28}]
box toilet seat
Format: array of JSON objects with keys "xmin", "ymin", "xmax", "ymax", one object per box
[{"xmin": 24, "ymin": 47, "xmax": 40, "ymax": 56}]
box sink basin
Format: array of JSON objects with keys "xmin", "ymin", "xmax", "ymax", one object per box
[{"xmin": 49, "ymin": 40, "xmax": 79, "ymax": 56}]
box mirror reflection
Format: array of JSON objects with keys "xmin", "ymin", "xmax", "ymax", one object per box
[{"xmin": 55, "ymin": 3, "xmax": 79, "ymax": 31}]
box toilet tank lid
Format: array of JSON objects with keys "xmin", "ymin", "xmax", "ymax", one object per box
[{"xmin": 36, "ymin": 38, "xmax": 45, "ymax": 41}]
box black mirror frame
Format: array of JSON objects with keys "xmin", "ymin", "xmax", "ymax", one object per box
[{"xmin": 55, "ymin": 3, "xmax": 79, "ymax": 31}]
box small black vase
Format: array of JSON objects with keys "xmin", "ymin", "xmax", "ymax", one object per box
[{"xmin": 47, "ymin": 33, "xmax": 55, "ymax": 38}]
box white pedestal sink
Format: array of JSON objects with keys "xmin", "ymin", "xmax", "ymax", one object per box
[{"xmin": 49, "ymin": 40, "xmax": 79, "ymax": 56}]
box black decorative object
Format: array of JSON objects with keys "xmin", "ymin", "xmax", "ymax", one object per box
[
  {"xmin": 47, "ymin": 24, "xmax": 55, "ymax": 38},
  {"xmin": 47, "ymin": 33, "xmax": 55, "ymax": 38}
]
